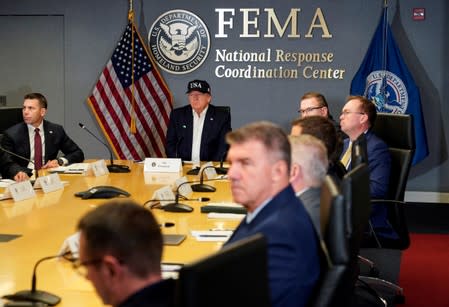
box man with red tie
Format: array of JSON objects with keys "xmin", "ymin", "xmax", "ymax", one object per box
[{"xmin": 1, "ymin": 92, "xmax": 84, "ymax": 181}]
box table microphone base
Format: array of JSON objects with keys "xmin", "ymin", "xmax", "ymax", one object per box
[
  {"xmin": 215, "ymin": 167, "xmax": 228, "ymax": 175},
  {"xmin": 107, "ymin": 164, "xmax": 131, "ymax": 173},
  {"xmin": 191, "ymin": 184, "xmax": 216, "ymax": 192},
  {"xmin": 10, "ymin": 290, "xmax": 61, "ymax": 306}
]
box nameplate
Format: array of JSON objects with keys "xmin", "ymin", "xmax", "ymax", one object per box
[
  {"xmin": 152, "ymin": 185, "xmax": 176, "ymax": 207},
  {"xmin": 91, "ymin": 159, "xmax": 109, "ymax": 177},
  {"xmin": 144, "ymin": 158, "xmax": 181, "ymax": 173},
  {"xmin": 175, "ymin": 176, "xmax": 192, "ymax": 198},
  {"xmin": 8, "ymin": 180, "xmax": 36, "ymax": 202},
  {"xmin": 59, "ymin": 231, "xmax": 80, "ymax": 259},
  {"xmin": 34, "ymin": 173, "xmax": 64, "ymax": 193},
  {"xmin": 200, "ymin": 161, "xmax": 218, "ymax": 180}
]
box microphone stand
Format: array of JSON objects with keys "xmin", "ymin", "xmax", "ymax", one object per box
[
  {"xmin": 4, "ymin": 254, "xmax": 62, "ymax": 305},
  {"xmin": 162, "ymin": 180, "xmax": 195, "ymax": 212},
  {"xmin": 0, "ymin": 145, "xmax": 36, "ymax": 179},
  {"xmin": 78, "ymin": 123, "xmax": 130, "ymax": 173},
  {"xmin": 191, "ymin": 166, "xmax": 217, "ymax": 192},
  {"xmin": 215, "ymin": 149, "xmax": 229, "ymax": 175}
]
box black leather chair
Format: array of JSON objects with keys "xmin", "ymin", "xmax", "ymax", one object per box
[
  {"xmin": 358, "ymin": 113, "xmax": 415, "ymax": 304},
  {"xmin": 175, "ymin": 233, "xmax": 270, "ymax": 307},
  {"xmin": 309, "ymin": 164, "xmax": 373, "ymax": 307},
  {"xmin": 308, "ymin": 175, "xmax": 349, "ymax": 307}
]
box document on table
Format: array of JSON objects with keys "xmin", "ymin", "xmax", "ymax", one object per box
[
  {"xmin": 191, "ymin": 230, "xmax": 233, "ymax": 242},
  {"xmin": 50, "ymin": 163, "xmax": 90, "ymax": 174}
]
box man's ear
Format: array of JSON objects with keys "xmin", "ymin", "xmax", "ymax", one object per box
[
  {"xmin": 272, "ymin": 159, "xmax": 289, "ymax": 182},
  {"xmin": 102, "ymin": 255, "xmax": 123, "ymax": 278}
]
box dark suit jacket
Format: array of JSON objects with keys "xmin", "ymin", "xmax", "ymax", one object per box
[
  {"xmin": 342, "ymin": 130, "xmax": 393, "ymax": 236},
  {"xmin": 225, "ymin": 185, "xmax": 320, "ymax": 307},
  {"xmin": 118, "ymin": 278, "xmax": 175, "ymax": 307},
  {"xmin": 1, "ymin": 120, "xmax": 84, "ymax": 168},
  {"xmin": 0, "ymin": 148, "xmax": 25, "ymax": 179},
  {"xmin": 165, "ymin": 105, "xmax": 231, "ymax": 161}
]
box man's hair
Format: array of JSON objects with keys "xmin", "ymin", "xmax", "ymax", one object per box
[
  {"xmin": 24, "ymin": 93, "xmax": 48, "ymax": 109},
  {"xmin": 226, "ymin": 121, "xmax": 291, "ymax": 172},
  {"xmin": 77, "ymin": 200, "xmax": 163, "ymax": 278},
  {"xmin": 291, "ymin": 116, "xmax": 338, "ymax": 162},
  {"xmin": 347, "ymin": 95, "xmax": 377, "ymax": 127},
  {"xmin": 300, "ymin": 92, "xmax": 329, "ymax": 108},
  {"xmin": 289, "ymin": 134, "xmax": 328, "ymax": 187}
]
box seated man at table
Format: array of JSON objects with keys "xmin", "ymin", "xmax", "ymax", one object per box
[
  {"xmin": 165, "ymin": 80, "xmax": 231, "ymax": 162},
  {"xmin": 1, "ymin": 92, "xmax": 84, "ymax": 177},
  {"xmin": 76, "ymin": 199, "xmax": 174, "ymax": 307},
  {"xmin": 289, "ymin": 134, "xmax": 328, "ymax": 237},
  {"xmin": 224, "ymin": 121, "xmax": 320, "ymax": 307},
  {"xmin": 339, "ymin": 95, "xmax": 392, "ymax": 238}
]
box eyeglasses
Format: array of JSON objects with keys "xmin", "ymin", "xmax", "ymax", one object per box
[
  {"xmin": 72, "ymin": 258, "xmax": 103, "ymax": 278},
  {"xmin": 298, "ymin": 106, "xmax": 324, "ymax": 115},
  {"xmin": 340, "ymin": 110, "xmax": 365, "ymax": 116}
]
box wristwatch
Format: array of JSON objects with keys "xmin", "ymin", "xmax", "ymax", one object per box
[{"xmin": 57, "ymin": 158, "xmax": 64, "ymax": 166}]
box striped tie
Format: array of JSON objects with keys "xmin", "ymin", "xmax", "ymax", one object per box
[{"xmin": 340, "ymin": 142, "xmax": 352, "ymax": 169}]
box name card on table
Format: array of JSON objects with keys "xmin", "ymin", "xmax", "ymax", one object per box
[
  {"xmin": 34, "ymin": 173, "xmax": 64, "ymax": 193},
  {"xmin": 7, "ymin": 180, "xmax": 36, "ymax": 202},
  {"xmin": 199, "ymin": 161, "xmax": 218, "ymax": 180},
  {"xmin": 144, "ymin": 158, "xmax": 182, "ymax": 173},
  {"xmin": 90, "ymin": 159, "xmax": 110, "ymax": 177},
  {"xmin": 151, "ymin": 185, "xmax": 176, "ymax": 207}
]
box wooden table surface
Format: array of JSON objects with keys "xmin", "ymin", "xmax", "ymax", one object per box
[{"xmin": 0, "ymin": 161, "xmax": 240, "ymax": 307}]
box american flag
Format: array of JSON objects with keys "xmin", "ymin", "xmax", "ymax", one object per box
[{"xmin": 87, "ymin": 22, "xmax": 172, "ymax": 160}]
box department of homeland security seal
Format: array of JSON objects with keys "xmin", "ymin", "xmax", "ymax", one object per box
[
  {"xmin": 148, "ymin": 9, "xmax": 210, "ymax": 74},
  {"xmin": 364, "ymin": 70, "xmax": 408, "ymax": 114}
]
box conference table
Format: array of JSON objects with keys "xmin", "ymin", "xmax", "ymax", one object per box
[{"xmin": 0, "ymin": 161, "xmax": 241, "ymax": 307}]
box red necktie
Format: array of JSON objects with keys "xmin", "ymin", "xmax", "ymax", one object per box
[{"xmin": 34, "ymin": 128, "xmax": 43, "ymax": 170}]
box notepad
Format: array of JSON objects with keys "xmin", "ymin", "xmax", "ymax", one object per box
[{"xmin": 163, "ymin": 234, "xmax": 186, "ymax": 246}]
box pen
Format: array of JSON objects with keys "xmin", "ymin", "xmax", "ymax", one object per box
[{"xmin": 198, "ymin": 234, "xmax": 229, "ymax": 238}]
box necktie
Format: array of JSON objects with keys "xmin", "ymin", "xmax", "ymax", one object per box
[
  {"xmin": 340, "ymin": 142, "xmax": 352, "ymax": 169},
  {"xmin": 34, "ymin": 128, "xmax": 43, "ymax": 170}
]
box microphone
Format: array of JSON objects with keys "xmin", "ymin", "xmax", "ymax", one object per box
[
  {"xmin": 0, "ymin": 145, "xmax": 35, "ymax": 178},
  {"xmin": 161, "ymin": 180, "xmax": 196, "ymax": 213},
  {"xmin": 215, "ymin": 148, "xmax": 229, "ymax": 175},
  {"xmin": 191, "ymin": 165, "xmax": 217, "ymax": 192},
  {"xmin": 78, "ymin": 123, "xmax": 130, "ymax": 173},
  {"xmin": 3, "ymin": 254, "xmax": 64, "ymax": 305}
]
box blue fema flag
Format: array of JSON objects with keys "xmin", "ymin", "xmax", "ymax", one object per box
[{"xmin": 350, "ymin": 6, "xmax": 428, "ymax": 165}]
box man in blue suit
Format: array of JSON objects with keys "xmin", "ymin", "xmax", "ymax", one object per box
[
  {"xmin": 339, "ymin": 95, "xmax": 393, "ymax": 238},
  {"xmin": 224, "ymin": 121, "xmax": 320, "ymax": 307},
  {"xmin": 165, "ymin": 80, "xmax": 231, "ymax": 162}
]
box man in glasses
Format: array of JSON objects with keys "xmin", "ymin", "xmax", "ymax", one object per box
[
  {"xmin": 339, "ymin": 95, "xmax": 393, "ymax": 238},
  {"xmin": 297, "ymin": 92, "xmax": 345, "ymax": 156},
  {"xmin": 76, "ymin": 200, "xmax": 174, "ymax": 307}
]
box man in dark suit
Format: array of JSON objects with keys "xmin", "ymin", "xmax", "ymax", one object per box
[
  {"xmin": 1, "ymin": 93, "xmax": 84, "ymax": 181},
  {"xmin": 224, "ymin": 121, "xmax": 320, "ymax": 307},
  {"xmin": 76, "ymin": 200, "xmax": 174, "ymax": 307},
  {"xmin": 289, "ymin": 134, "xmax": 328, "ymax": 238},
  {"xmin": 165, "ymin": 80, "xmax": 231, "ymax": 162},
  {"xmin": 339, "ymin": 95, "xmax": 393, "ymax": 238}
]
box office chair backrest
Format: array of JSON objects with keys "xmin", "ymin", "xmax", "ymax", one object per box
[
  {"xmin": 341, "ymin": 163, "xmax": 371, "ymax": 281},
  {"xmin": 0, "ymin": 107, "xmax": 22, "ymax": 142},
  {"xmin": 309, "ymin": 175, "xmax": 350, "ymax": 307},
  {"xmin": 371, "ymin": 113, "xmax": 415, "ymax": 201},
  {"xmin": 175, "ymin": 233, "xmax": 270, "ymax": 307}
]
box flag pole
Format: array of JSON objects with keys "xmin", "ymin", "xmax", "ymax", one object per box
[
  {"xmin": 380, "ymin": 0, "xmax": 389, "ymax": 101},
  {"xmin": 128, "ymin": 0, "xmax": 137, "ymax": 134}
]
